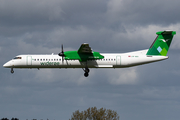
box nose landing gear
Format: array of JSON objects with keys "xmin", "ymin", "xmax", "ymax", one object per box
[{"xmin": 11, "ymin": 68, "xmax": 14, "ymax": 74}]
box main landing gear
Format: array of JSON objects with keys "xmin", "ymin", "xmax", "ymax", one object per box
[
  {"xmin": 83, "ymin": 67, "xmax": 90, "ymax": 77},
  {"xmin": 11, "ymin": 68, "xmax": 14, "ymax": 74}
]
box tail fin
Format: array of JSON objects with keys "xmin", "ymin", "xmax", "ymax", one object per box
[{"xmin": 146, "ymin": 30, "xmax": 176, "ymax": 56}]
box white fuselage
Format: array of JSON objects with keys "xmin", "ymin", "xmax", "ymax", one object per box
[{"xmin": 3, "ymin": 49, "xmax": 168, "ymax": 69}]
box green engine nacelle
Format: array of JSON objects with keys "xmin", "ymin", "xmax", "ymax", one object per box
[{"xmin": 64, "ymin": 51, "xmax": 104, "ymax": 61}]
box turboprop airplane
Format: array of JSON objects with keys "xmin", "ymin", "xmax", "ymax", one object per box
[{"xmin": 3, "ymin": 30, "xmax": 176, "ymax": 77}]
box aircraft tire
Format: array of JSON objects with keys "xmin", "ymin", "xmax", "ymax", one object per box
[
  {"xmin": 11, "ymin": 68, "xmax": 14, "ymax": 74},
  {"xmin": 84, "ymin": 72, "xmax": 89, "ymax": 77}
]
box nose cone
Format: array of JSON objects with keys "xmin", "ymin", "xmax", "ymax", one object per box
[{"xmin": 3, "ymin": 61, "xmax": 11, "ymax": 68}]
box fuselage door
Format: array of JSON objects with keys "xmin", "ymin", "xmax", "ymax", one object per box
[
  {"xmin": 27, "ymin": 56, "xmax": 32, "ymax": 65},
  {"xmin": 116, "ymin": 56, "xmax": 121, "ymax": 65}
]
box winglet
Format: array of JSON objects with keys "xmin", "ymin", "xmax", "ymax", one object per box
[{"xmin": 146, "ymin": 30, "xmax": 176, "ymax": 56}]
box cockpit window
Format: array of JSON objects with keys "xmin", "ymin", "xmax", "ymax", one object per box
[{"xmin": 13, "ymin": 57, "xmax": 22, "ymax": 59}]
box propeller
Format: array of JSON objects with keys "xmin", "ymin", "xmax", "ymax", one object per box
[{"xmin": 58, "ymin": 44, "xmax": 65, "ymax": 64}]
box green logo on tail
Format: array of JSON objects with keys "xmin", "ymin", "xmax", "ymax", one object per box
[{"xmin": 146, "ymin": 30, "xmax": 176, "ymax": 56}]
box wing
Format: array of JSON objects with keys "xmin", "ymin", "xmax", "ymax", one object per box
[
  {"xmin": 78, "ymin": 43, "xmax": 92, "ymax": 53},
  {"xmin": 64, "ymin": 43, "xmax": 104, "ymax": 61}
]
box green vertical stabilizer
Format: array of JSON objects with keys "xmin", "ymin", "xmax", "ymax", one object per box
[{"xmin": 146, "ymin": 30, "xmax": 176, "ymax": 56}]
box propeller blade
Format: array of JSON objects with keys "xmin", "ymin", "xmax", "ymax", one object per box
[
  {"xmin": 62, "ymin": 56, "xmax": 64, "ymax": 64},
  {"xmin": 58, "ymin": 44, "xmax": 65, "ymax": 57},
  {"xmin": 58, "ymin": 44, "xmax": 65, "ymax": 64},
  {"xmin": 61, "ymin": 44, "xmax": 64, "ymax": 53}
]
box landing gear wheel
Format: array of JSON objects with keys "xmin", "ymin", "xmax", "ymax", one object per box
[
  {"xmin": 11, "ymin": 68, "xmax": 14, "ymax": 74},
  {"xmin": 82, "ymin": 63, "xmax": 90, "ymax": 77},
  {"xmin": 84, "ymin": 72, "xmax": 89, "ymax": 77}
]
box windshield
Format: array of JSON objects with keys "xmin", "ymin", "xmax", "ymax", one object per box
[{"xmin": 13, "ymin": 57, "xmax": 22, "ymax": 59}]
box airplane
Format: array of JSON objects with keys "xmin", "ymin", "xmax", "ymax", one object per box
[{"xmin": 3, "ymin": 30, "xmax": 176, "ymax": 77}]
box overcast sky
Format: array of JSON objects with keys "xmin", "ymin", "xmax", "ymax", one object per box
[{"xmin": 1, "ymin": 0, "xmax": 180, "ymax": 120}]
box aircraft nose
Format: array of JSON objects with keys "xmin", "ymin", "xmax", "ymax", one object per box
[{"xmin": 3, "ymin": 61, "xmax": 11, "ymax": 68}]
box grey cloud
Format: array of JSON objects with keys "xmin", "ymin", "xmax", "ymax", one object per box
[
  {"xmin": 1, "ymin": 0, "xmax": 180, "ymax": 120},
  {"xmin": 0, "ymin": 0, "xmax": 63, "ymax": 25},
  {"xmin": 107, "ymin": 0, "xmax": 180, "ymax": 25}
]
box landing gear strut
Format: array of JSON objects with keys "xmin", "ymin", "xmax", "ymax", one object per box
[
  {"xmin": 83, "ymin": 67, "xmax": 90, "ymax": 77},
  {"xmin": 11, "ymin": 68, "xmax": 14, "ymax": 74},
  {"xmin": 82, "ymin": 61, "xmax": 90, "ymax": 77}
]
